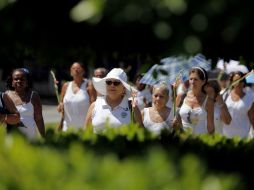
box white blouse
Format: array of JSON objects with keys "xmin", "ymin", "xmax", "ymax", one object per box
[
  {"xmin": 179, "ymin": 96, "xmax": 208, "ymax": 134},
  {"xmin": 92, "ymin": 96, "xmax": 131, "ymax": 133},
  {"xmin": 222, "ymin": 92, "xmax": 254, "ymax": 138},
  {"xmin": 63, "ymin": 80, "xmax": 90, "ymax": 131}
]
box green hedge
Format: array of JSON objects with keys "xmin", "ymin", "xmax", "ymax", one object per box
[{"xmin": 0, "ymin": 125, "xmax": 248, "ymax": 189}]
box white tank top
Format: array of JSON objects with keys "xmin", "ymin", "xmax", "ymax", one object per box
[
  {"xmin": 179, "ymin": 96, "xmax": 208, "ymax": 134},
  {"xmin": 16, "ymin": 91, "xmax": 37, "ymax": 139},
  {"xmin": 63, "ymin": 80, "xmax": 90, "ymax": 131},
  {"xmin": 143, "ymin": 107, "xmax": 174, "ymax": 135},
  {"xmin": 92, "ymin": 96, "xmax": 131, "ymax": 133},
  {"xmin": 223, "ymin": 92, "xmax": 254, "ymax": 138}
]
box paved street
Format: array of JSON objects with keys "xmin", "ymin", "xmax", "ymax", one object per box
[{"xmin": 42, "ymin": 105, "xmax": 61, "ymax": 124}]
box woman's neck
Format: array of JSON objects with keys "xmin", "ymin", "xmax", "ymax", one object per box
[
  {"xmin": 106, "ymin": 95, "xmax": 124, "ymax": 108},
  {"xmin": 73, "ymin": 77, "xmax": 84, "ymax": 86},
  {"xmin": 153, "ymin": 105, "xmax": 167, "ymax": 112},
  {"xmin": 15, "ymin": 89, "xmax": 28, "ymax": 99},
  {"xmin": 192, "ymin": 89, "xmax": 203, "ymax": 98},
  {"xmin": 15, "ymin": 89, "xmax": 26, "ymax": 95}
]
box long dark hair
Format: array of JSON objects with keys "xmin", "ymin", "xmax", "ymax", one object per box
[
  {"xmin": 206, "ymin": 79, "xmax": 221, "ymax": 99},
  {"xmin": 6, "ymin": 68, "xmax": 33, "ymax": 90}
]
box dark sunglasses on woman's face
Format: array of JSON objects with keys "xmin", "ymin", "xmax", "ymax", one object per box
[{"xmin": 106, "ymin": 80, "xmax": 121, "ymax": 86}]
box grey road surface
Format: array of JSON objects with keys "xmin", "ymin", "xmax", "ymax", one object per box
[{"xmin": 42, "ymin": 105, "xmax": 61, "ymax": 124}]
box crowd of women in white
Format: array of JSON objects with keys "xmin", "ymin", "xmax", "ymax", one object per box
[
  {"xmin": 58, "ymin": 62, "xmax": 254, "ymax": 139},
  {"xmin": 1, "ymin": 62, "xmax": 254, "ymax": 140}
]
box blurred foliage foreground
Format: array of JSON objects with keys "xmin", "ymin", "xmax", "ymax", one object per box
[{"xmin": 1, "ymin": 124, "xmax": 253, "ymax": 190}]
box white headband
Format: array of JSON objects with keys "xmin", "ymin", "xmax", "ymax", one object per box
[{"xmin": 192, "ymin": 67, "xmax": 206, "ymax": 80}]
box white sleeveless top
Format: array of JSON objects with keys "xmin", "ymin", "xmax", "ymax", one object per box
[
  {"xmin": 63, "ymin": 80, "xmax": 90, "ymax": 131},
  {"xmin": 222, "ymin": 92, "xmax": 254, "ymax": 138},
  {"xmin": 143, "ymin": 107, "xmax": 174, "ymax": 135},
  {"xmin": 92, "ymin": 96, "xmax": 131, "ymax": 133},
  {"xmin": 16, "ymin": 91, "xmax": 37, "ymax": 139},
  {"xmin": 179, "ymin": 96, "xmax": 208, "ymax": 134}
]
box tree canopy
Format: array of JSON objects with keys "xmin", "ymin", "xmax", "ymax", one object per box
[{"xmin": 0, "ymin": 0, "xmax": 254, "ymax": 79}]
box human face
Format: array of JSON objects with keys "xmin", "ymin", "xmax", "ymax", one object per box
[
  {"xmin": 152, "ymin": 87, "xmax": 169, "ymax": 109},
  {"xmin": 135, "ymin": 78, "xmax": 146, "ymax": 91},
  {"xmin": 189, "ymin": 73, "xmax": 205, "ymax": 90},
  {"xmin": 94, "ymin": 70, "xmax": 105, "ymax": 78},
  {"xmin": 106, "ymin": 79, "xmax": 124, "ymax": 96},
  {"xmin": 12, "ymin": 71, "xmax": 27, "ymax": 91},
  {"xmin": 70, "ymin": 63, "xmax": 84, "ymax": 77}
]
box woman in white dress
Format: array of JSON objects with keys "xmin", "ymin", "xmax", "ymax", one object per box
[
  {"xmin": 84, "ymin": 68, "xmax": 143, "ymax": 133},
  {"xmin": 222, "ymin": 71, "xmax": 254, "ymax": 138},
  {"xmin": 204, "ymin": 80, "xmax": 231, "ymax": 134},
  {"xmin": 6, "ymin": 68, "xmax": 45, "ymax": 139},
  {"xmin": 174, "ymin": 67, "xmax": 215, "ymax": 134},
  {"xmin": 57, "ymin": 62, "xmax": 96, "ymax": 131},
  {"xmin": 141, "ymin": 82, "xmax": 174, "ymax": 135}
]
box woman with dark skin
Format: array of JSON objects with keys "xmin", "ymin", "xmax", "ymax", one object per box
[{"xmin": 6, "ymin": 68, "xmax": 45, "ymax": 139}]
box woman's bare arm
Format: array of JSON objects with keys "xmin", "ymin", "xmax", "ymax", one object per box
[
  {"xmin": 84, "ymin": 102, "xmax": 95, "ymax": 129},
  {"xmin": 206, "ymin": 97, "xmax": 215, "ymax": 134},
  {"xmin": 216, "ymin": 95, "xmax": 231, "ymax": 125},
  {"xmin": 32, "ymin": 92, "xmax": 45, "ymax": 137}
]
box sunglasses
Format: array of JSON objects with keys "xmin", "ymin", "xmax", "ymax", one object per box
[{"xmin": 106, "ymin": 80, "xmax": 121, "ymax": 86}]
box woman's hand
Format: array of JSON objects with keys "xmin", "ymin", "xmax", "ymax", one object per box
[
  {"xmin": 57, "ymin": 102, "xmax": 64, "ymax": 113},
  {"xmin": 216, "ymin": 94, "xmax": 224, "ymax": 105}
]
